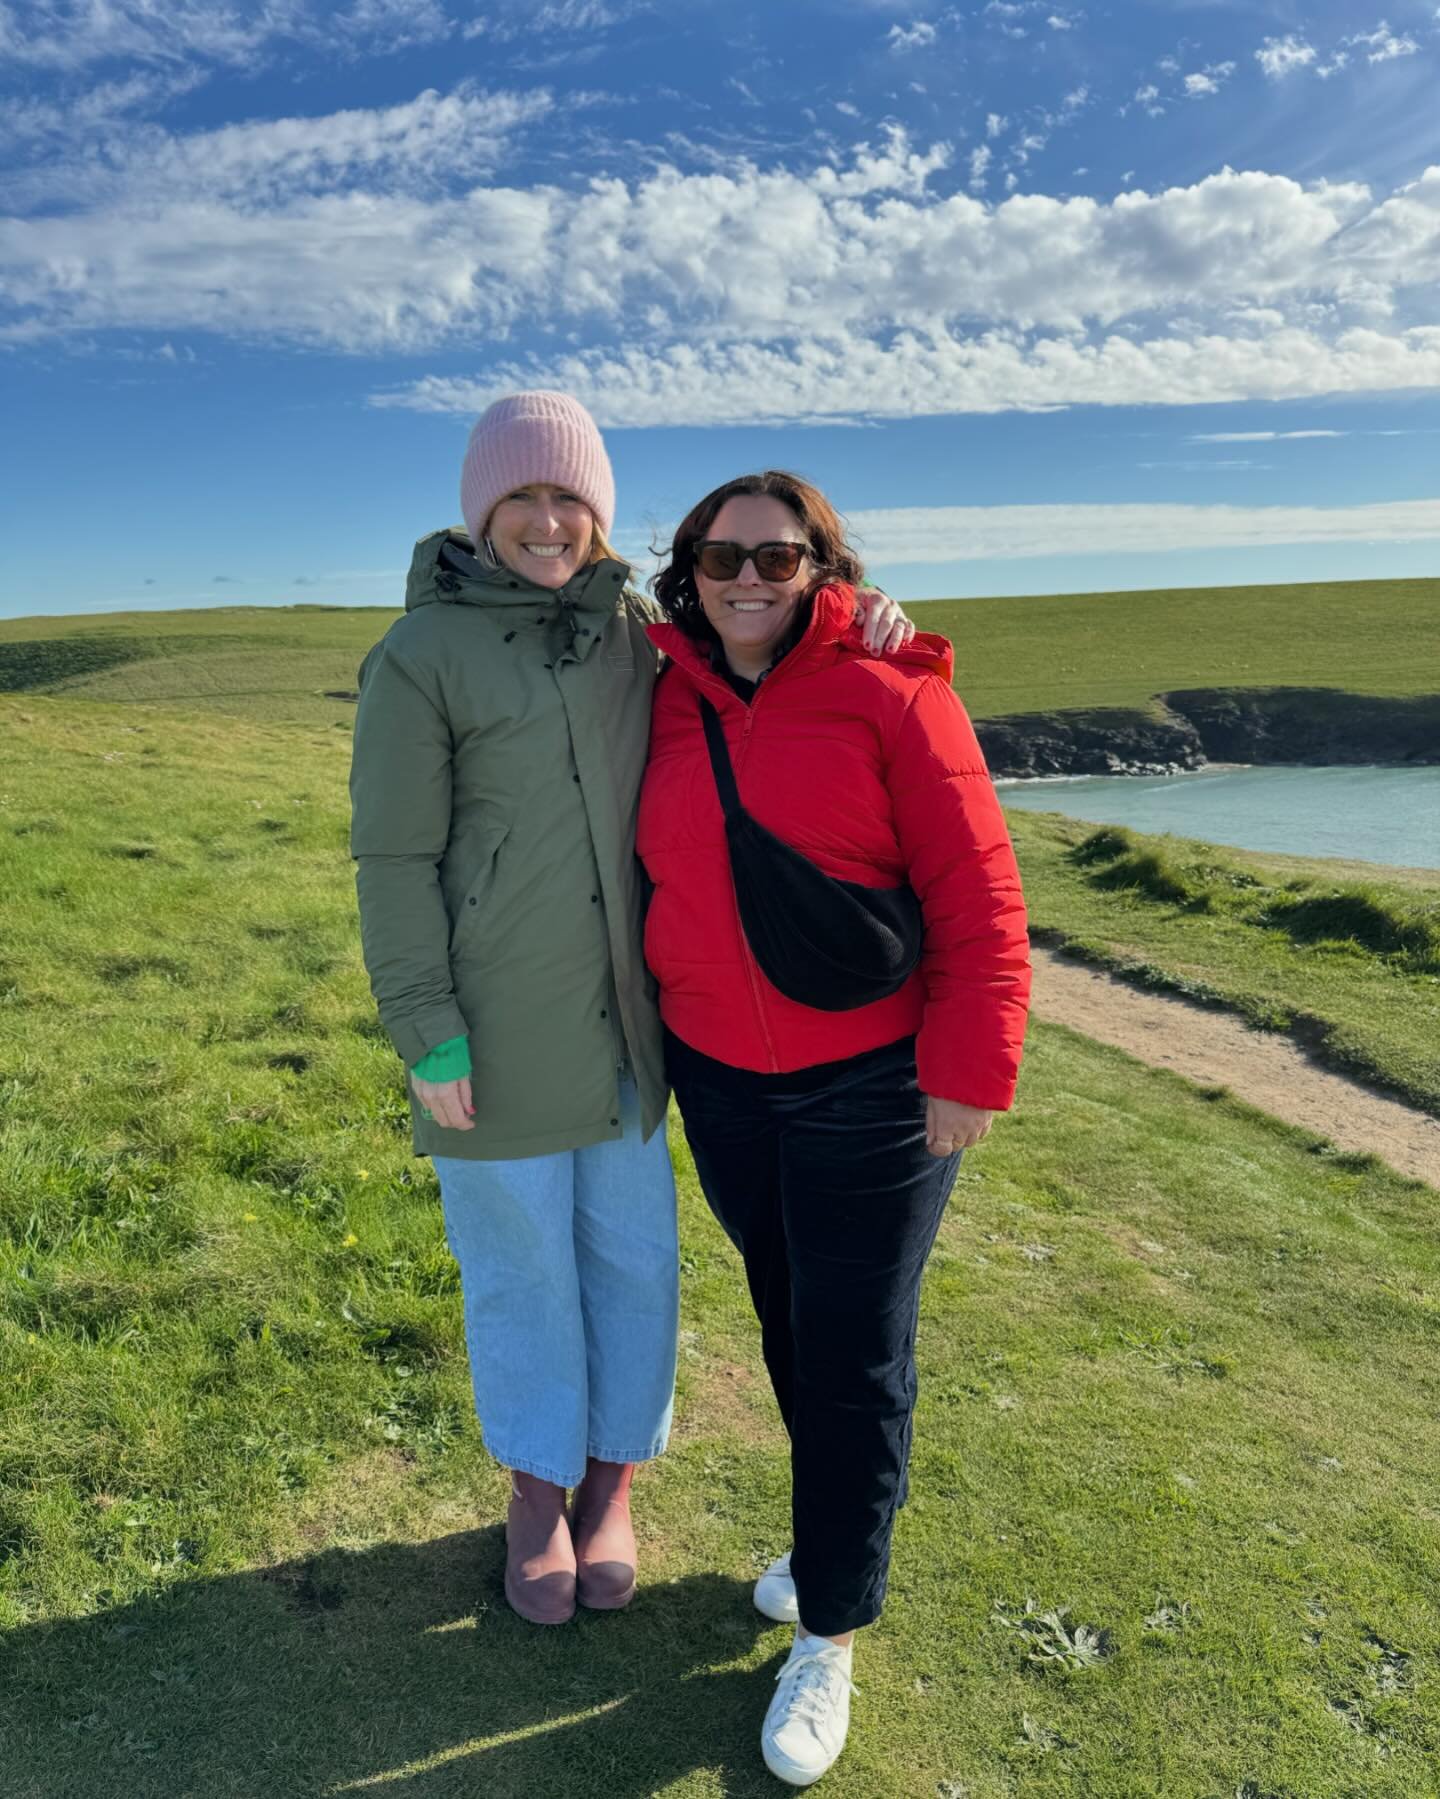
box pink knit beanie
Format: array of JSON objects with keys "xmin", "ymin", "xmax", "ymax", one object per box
[{"xmin": 459, "ymin": 391, "xmax": 616, "ymax": 548}]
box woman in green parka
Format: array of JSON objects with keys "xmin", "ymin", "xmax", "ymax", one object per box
[{"xmin": 349, "ymin": 392, "xmax": 911, "ymax": 1626}]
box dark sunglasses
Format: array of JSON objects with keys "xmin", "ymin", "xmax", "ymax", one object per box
[{"xmin": 693, "ymin": 539, "xmax": 807, "ymax": 582}]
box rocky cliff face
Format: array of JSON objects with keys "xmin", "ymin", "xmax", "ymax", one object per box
[{"xmin": 976, "ymin": 688, "xmax": 1440, "ymax": 779}]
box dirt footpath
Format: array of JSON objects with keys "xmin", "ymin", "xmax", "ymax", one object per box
[{"xmin": 1029, "ymin": 947, "xmax": 1440, "ymax": 1188}]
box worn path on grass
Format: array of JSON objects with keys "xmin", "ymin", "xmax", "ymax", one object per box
[{"xmin": 1029, "ymin": 946, "xmax": 1440, "ymax": 1187}]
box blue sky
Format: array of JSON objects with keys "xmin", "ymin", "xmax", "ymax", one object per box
[{"xmin": 2, "ymin": 0, "xmax": 1438, "ymax": 617}]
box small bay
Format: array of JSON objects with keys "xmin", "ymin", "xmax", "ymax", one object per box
[{"xmin": 995, "ymin": 764, "xmax": 1440, "ymax": 871}]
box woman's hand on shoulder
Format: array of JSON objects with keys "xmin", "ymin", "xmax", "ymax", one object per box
[
  {"xmin": 411, "ymin": 1072, "xmax": 475, "ymax": 1131},
  {"xmin": 853, "ymin": 585, "xmax": 916, "ymax": 656},
  {"xmin": 925, "ymin": 1094, "xmax": 994, "ymax": 1157}
]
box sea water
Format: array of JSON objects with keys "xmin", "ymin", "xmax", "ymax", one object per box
[{"xmin": 994, "ymin": 764, "xmax": 1440, "ymax": 871}]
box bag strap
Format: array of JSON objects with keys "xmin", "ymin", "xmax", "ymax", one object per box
[{"xmin": 697, "ymin": 694, "xmax": 741, "ymax": 821}]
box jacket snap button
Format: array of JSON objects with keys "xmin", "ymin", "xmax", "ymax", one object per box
[
  {"xmin": 610, "ymin": 1117, "xmax": 619, "ymax": 1127},
  {"xmin": 467, "ymin": 897, "xmax": 477, "ymax": 906},
  {"xmin": 600, "ymin": 1009, "xmax": 607, "ymax": 1019},
  {"xmin": 590, "ymin": 893, "xmax": 598, "ymax": 903}
]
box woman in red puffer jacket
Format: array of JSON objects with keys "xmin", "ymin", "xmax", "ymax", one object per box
[{"xmin": 637, "ymin": 469, "xmax": 1030, "ymax": 1790}]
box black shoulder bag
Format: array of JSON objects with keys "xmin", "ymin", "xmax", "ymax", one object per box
[{"xmin": 697, "ymin": 693, "xmax": 925, "ymax": 1012}]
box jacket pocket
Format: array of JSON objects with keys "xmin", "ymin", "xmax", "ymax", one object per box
[{"xmin": 447, "ymin": 823, "xmax": 511, "ymax": 954}]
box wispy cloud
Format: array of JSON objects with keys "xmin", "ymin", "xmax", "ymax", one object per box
[
  {"xmin": 842, "ymin": 497, "xmax": 1440, "ymax": 563},
  {"xmin": 1189, "ymin": 429, "xmax": 1346, "ymax": 442},
  {"xmin": 463, "ymin": 0, "xmax": 650, "ymax": 41},
  {"xmin": 887, "ymin": 20, "xmax": 937, "ymax": 52},
  {"xmin": 0, "ymin": 0, "xmax": 453, "ymax": 71},
  {"xmin": 969, "ymin": 144, "xmax": 992, "ymax": 192},
  {"xmin": 1256, "ymin": 18, "xmax": 1419, "ymax": 81},
  {"xmin": 378, "ymin": 326, "xmax": 1440, "ymax": 427},
  {"xmin": 1183, "ymin": 62, "xmax": 1235, "ymax": 99},
  {"xmin": 1255, "ymin": 35, "xmax": 1317, "ymax": 79},
  {"xmin": 1345, "ymin": 21, "xmax": 1418, "ymax": 64},
  {"xmin": 5, "ymin": 82, "xmax": 553, "ymax": 211}
]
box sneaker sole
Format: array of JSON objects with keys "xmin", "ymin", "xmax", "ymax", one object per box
[
  {"xmin": 761, "ymin": 1740, "xmax": 835, "ymax": 1787},
  {"xmin": 753, "ymin": 1586, "xmax": 800, "ymax": 1624}
]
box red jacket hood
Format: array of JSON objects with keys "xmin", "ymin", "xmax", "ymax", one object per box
[{"xmin": 646, "ymin": 583, "xmax": 954, "ymax": 689}]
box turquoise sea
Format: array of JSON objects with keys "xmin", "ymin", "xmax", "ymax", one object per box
[{"xmin": 994, "ymin": 764, "xmax": 1440, "ymax": 871}]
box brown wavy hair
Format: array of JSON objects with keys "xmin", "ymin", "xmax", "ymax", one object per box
[{"xmin": 650, "ymin": 470, "xmax": 865, "ymax": 642}]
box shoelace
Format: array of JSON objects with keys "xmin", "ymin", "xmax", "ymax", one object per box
[{"xmin": 774, "ymin": 1648, "xmax": 857, "ymax": 1729}]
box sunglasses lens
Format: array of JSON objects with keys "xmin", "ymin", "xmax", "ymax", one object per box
[
  {"xmin": 755, "ymin": 544, "xmax": 803, "ymax": 581},
  {"xmin": 697, "ymin": 542, "xmax": 742, "ymax": 580}
]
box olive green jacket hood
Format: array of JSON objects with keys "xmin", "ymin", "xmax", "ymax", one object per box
[{"xmin": 349, "ymin": 527, "xmax": 667, "ymax": 1160}]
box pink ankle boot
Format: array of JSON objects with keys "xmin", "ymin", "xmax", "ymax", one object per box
[
  {"xmin": 570, "ymin": 1458, "xmax": 637, "ymax": 1610},
  {"xmin": 504, "ymin": 1471, "xmax": 576, "ymax": 1625}
]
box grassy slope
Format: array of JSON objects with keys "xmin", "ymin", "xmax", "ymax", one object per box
[
  {"xmin": 913, "ymin": 577, "xmax": 1440, "ymax": 719},
  {"xmin": 0, "ymin": 605, "xmax": 387, "ymax": 728},
  {"xmin": 2, "ymin": 693, "xmax": 1438, "ymax": 1796},
  {"xmin": 1008, "ymin": 811, "xmax": 1440, "ymax": 1115},
  {"xmin": 2, "ymin": 575, "xmax": 1438, "ymax": 725}
]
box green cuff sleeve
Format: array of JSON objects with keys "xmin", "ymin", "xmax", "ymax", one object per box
[{"xmin": 410, "ymin": 1034, "xmax": 472, "ymax": 1083}]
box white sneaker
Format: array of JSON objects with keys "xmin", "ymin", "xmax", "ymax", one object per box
[
  {"xmin": 761, "ymin": 1633, "xmax": 855, "ymax": 1787},
  {"xmin": 754, "ymin": 1550, "xmax": 799, "ymax": 1623}
]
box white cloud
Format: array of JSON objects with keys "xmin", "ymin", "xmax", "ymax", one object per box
[
  {"xmin": 1134, "ymin": 83, "xmax": 1164, "ymax": 116},
  {"xmin": 465, "ymin": 0, "xmax": 644, "ymax": 35},
  {"xmin": 1189, "ymin": 430, "xmax": 1346, "ymax": 442},
  {"xmin": 1256, "ymin": 35, "xmax": 1317, "ymax": 79},
  {"xmin": 1138, "ymin": 459, "xmax": 1275, "ymax": 471},
  {"xmin": 986, "ymin": 112, "xmax": 1008, "ymax": 139},
  {"xmin": 1257, "ymin": 21, "xmax": 1417, "ymax": 80},
  {"xmin": 0, "ymin": 65, "xmax": 208, "ymax": 148},
  {"xmin": 968, "ymin": 145, "xmax": 992, "ymax": 192},
  {"xmin": 3, "ymin": 82, "xmax": 553, "ymax": 214},
  {"xmin": 7, "ymin": 100, "xmax": 1440, "ymax": 426},
  {"xmin": 0, "ymin": 0, "xmax": 452, "ymax": 70},
  {"xmin": 377, "ymin": 327, "xmax": 1440, "ymax": 428},
  {"xmin": 1046, "ymin": 13, "xmax": 1072, "ymax": 28},
  {"xmin": 887, "ymin": 20, "xmax": 937, "ymax": 51},
  {"xmin": 1184, "ymin": 62, "xmax": 1235, "ymax": 98},
  {"xmin": 1344, "ymin": 21, "xmax": 1419, "ymax": 63},
  {"xmin": 842, "ymin": 497, "xmax": 1440, "ymax": 563}
]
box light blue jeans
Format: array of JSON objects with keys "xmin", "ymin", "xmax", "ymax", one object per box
[{"xmin": 433, "ymin": 1080, "xmax": 679, "ymax": 1488}]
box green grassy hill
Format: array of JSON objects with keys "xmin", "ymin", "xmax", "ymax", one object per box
[
  {"xmin": 2, "ymin": 691, "xmax": 1437, "ymax": 1796},
  {"xmin": 911, "ymin": 578, "xmax": 1440, "ymax": 719},
  {"xmin": 0, "ymin": 605, "xmax": 385, "ymax": 727},
  {"xmin": 3, "ymin": 576, "xmax": 1437, "ymax": 727}
]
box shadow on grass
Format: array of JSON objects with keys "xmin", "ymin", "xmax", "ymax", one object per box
[{"xmin": 3, "ymin": 1529, "xmax": 782, "ymax": 1798}]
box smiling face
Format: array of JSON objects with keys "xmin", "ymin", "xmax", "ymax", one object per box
[
  {"xmin": 693, "ymin": 494, "xmax": 812, "ymax": 678},
  {"xmin": 486, "ymin": 484, "xmax": 596, "ymax": 589}
]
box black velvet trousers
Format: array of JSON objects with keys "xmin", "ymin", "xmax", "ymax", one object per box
[{"xmin": 666, "ymin": 1029, "xmax": 961, "ymax": 1637}]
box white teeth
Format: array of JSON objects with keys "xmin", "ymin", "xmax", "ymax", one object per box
[
  {"xmin": 524, "ymin": 544, "xmax": 566, "ymax": 558},
  {"xmin": 730, "ymin": 600, "xmax": 770, "ymax": 612}
]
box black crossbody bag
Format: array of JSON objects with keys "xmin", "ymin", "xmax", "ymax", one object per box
[{"xmin": 697, "ymin": 693, "xmax": 925, "ymax": 1012}]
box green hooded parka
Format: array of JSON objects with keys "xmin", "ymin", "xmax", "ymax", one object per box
[{"xmin": 349, "ymin": 529, "xmax": 668, "ymax": 1160}]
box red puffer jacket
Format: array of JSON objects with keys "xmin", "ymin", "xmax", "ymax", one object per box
[{"xmin": 638, "ymin": 585, "xmax": 1031, "ymax": 1109}]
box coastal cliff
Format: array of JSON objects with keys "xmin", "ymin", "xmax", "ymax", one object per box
[{"xmin": 977, "ymin": 688, "xmax": 1440, "ymax": 779}]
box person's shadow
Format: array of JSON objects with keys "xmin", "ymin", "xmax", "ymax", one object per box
[{"xmin": 3, "ymin": 1527, "xmax": 786, "ymax": 1797}]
